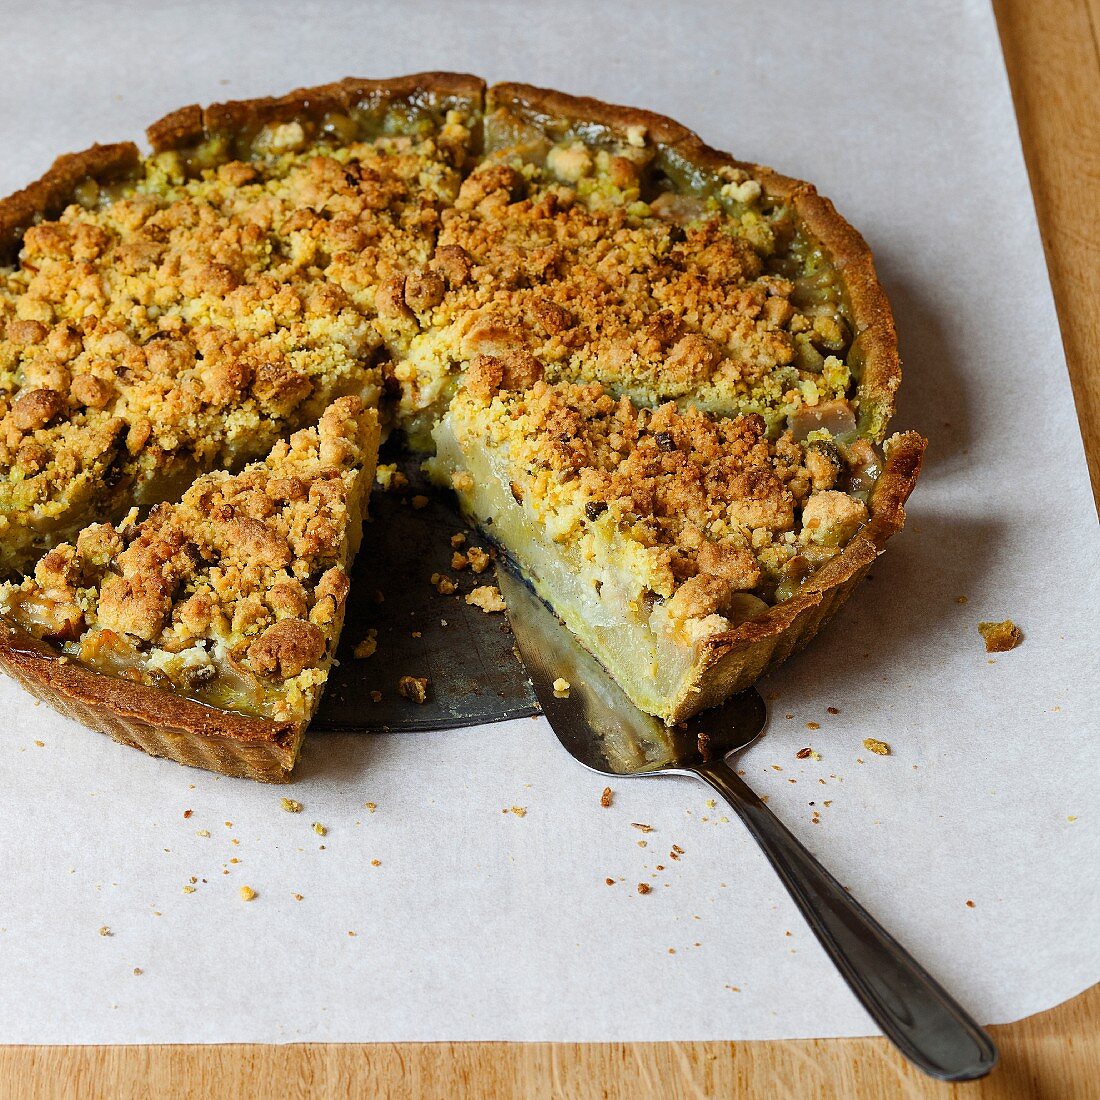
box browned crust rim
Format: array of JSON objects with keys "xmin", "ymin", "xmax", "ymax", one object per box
[
  {"xmin": 0, "ymin": 142, "xmax": 140, "ymax": 259},
  {"xmin": 147, "ymin": 71, "xmax": 486, "ymax": 152},
  {"xmin": 0, "ymin": 617, "xmax": 302, "ymax": 781}
]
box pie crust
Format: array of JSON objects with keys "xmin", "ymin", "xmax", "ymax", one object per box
[{"xmin": 0, "ymin": 73, "xmax": 925, "ymax": 778}]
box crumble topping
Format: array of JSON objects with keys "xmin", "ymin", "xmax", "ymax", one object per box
[
  {"xmin": 0, "ymin": 396, "xmax": 376, "ymax": 722},
  {"xmin": 978, "ymin": 620, "xmax": 1023, "ymax": 653},
  {"xmin": 442, "ymin": 378, "xmax": 872, "ymax": 625}
]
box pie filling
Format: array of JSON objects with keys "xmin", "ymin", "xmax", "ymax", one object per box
[{"xmin": 0, "ymin": 80, "xmax": 906, "ymax": 750}]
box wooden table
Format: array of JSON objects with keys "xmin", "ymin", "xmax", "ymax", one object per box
[{"xmin": 5, "ymin": 2, "xmax": 1099, "ymax": 1095}]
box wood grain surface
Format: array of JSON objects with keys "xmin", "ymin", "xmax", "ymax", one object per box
[{"xmin": 2, "ymin": 1, "xmax": 1098, "ymax": 1095}]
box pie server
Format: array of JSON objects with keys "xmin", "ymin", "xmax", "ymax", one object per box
[{"xmin": 495, "ymin": 561, "xmax": 999, "ymax": 1082}]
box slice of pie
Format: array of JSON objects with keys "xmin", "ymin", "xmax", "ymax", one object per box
[{"xmin": 0, "ymin": 396, "xmax": 378, "ymax": 781}]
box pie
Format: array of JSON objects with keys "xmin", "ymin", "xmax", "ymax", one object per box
[{"xmin": 0, "ymin": 73, "xmax": 924, "ymax": 780}]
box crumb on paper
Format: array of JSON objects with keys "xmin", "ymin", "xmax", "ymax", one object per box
[
  {"xmin": 806, "ymin": 721, "xmax": 820, "ymax": 730},
  {"xmin": 956, "ymin": 595, "xmax": 968, "ymax": 605},
  {"xmin": 796, "ymin": 747, "xmax": 812, "ymax": 759},
  {"xmin": 705, "ymin": 799, "xmax": 716, "ymax": 809},
  {"xmin": 466, "ymin": 585, "xmax": 506, "ymax": 613},
  {"xmin": 979, "ymin": 620, "xmax": 1023, "ymax": 653},
  {"xmin": 354, "ymin": 632, "xmax": 378, "ymax": 660},
  {"xmin": 196, "ymin": 829, "xmax": 210, "ymax": 838},
  {"xmin": 312, "ymin": 822, "xmax": 327, "ymax": 836},
  {"xmin": 365, "ymin": 802, "xmax": 377, "ymax": 813},
  {"xmin": 98, "ymin": 926, "xmax": 112, "ymax": 937},
  {"xmin": 637, "ymin": 883, "xmax": 652, "ymax": 895},
  {"xmin": 631, "ymin": 822, "xmax": 654, "ymax": 833},
  {"xmin": 504, "ymin": 805, "xmax": 527, "ymax": 818},
  {"xmin": 863, "ymin": 738, "xmax": 891, "ymax": 756},
  {"xmin": 398, "ymin": 675, "xmax": 430, "ymax": 703},
  {"xmin": 239, "ymin": 886, "xmax": 257, "ymax": 902},
  {"xmin": 33, "ymin": 740, "xmax": 44, "ymax": 747},
  {"xmin": 430, "ymin": 572, "xmax": 457, "ymax": 595},
  {"xmin": 600, "ymin": 786, "xmax": 613, "ymax": 808},
  {"xmin": 966, "ymin": 899, "xmax": 975, "ymax": 908},
  {"xmin": 826, "ymin": 706, "xmax": 840, "ymax": 715},
  {"xmin": 183, "ymin": 808, "xmax": 193, "ymax": 819},
  {"xmin": 553, "ymin": 677, "xmax": 571, "ymax": 697},
  {"xmin": 411, "ymin": 494, "xmax": 429, "ymax": 510},
  {"xmin": 293, "ymin": 894, "xmax": 304, "ymax": 902},
  {"xmin": 637, "ymin": 840, "xmax": 648, "ymax": 848},
  {"xmin": 605, "ymin": 877, "xmax": 615, "ymax": 886},
  {"xmin": 133, "ymin": 968, "xmax": 143, "ymax": 976},
  {"xmin": 467, "ymin": 546, "xmax": 491, "ymax": 573},
  {"xmin": 371, "ymin": 859, "xmax": 382, "ymax": 867},
  {"xmin": 182, "ymin": 885, "xmax": 196, "ymax": 894},
  {"xmin": 281, "ymin": 798, "xmax": 303, "ymax": 814}
]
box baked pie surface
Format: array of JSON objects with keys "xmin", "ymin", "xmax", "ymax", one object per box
[{"xmin": 0, "ymin": 74, "xmax": 924, "ymax": 779}]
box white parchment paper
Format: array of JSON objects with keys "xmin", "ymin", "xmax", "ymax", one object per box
[{"xmin": 0, "ymin": 0, "xmax": 1096, "ymax": 1043}]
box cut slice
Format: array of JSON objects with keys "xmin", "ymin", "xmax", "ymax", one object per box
[
  {"xmin": 430, "ymin": 375, "xmax": 921, "ymax": 724},
  {"xmin": 0, "ymin": 396, "xmax": 378, "ymax": 780}
]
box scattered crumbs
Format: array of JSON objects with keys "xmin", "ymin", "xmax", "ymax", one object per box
[
  {"xmin": 98, "ymin": 926, "xmax": 112, "ymax": 937},
  {"xmin": 466, "ymin": 585, "xmax": 506, "ymax": 613},
  {"xmin": 239, "ymin": 886, "xmax": 257, "ymax": 902},
  {"xmin": 979, "ymin": 620, "xmax": 1023, "ymax": 653},
  {"xmin": 670, "ymin": 844, "xmax": 685, "ymax": 859},
  {"xmin": 863, "ymin": 738, "xmax": 891, "ymax": 756},
  {"xmin": 600, "ymin": 787, "xmax": 613, "ymax": 808},
  {"xmin": 637, "ymin": 883, "xmax": 652, "ymax": 895},
  {"xmin": 605, "ymin": 878, "xmax": 615, "ymax": 886},
  {"xmin": 354, "ymin": 633, "xmax": 378, "ymax": 660},
  {"xmin": 370, "ymin": 690, "xmax": 383, "ymax": 703},
  {"xmin": 467, "ymin": 546, "xmax": 491, "ymax": 573},
  {"xmin": 183, "ymin": 809, "xmax": 193, "ymax": 819},
  {"xmin": 397, "ymin": 675, "xmax": 430, "ymax": 704},
  {"xmin": 965, "ymin": 899, "xmax": 975, "ymax": 909},
  {"xmin": 450, "ymin": 532, "xmax": 467, "ymax": 548},
  {"xmin": 293, "ymin": 894, "xmax": 304, "ymax": 902},
  {"xmin": 411, "ymin": 494, "xmax": 430, "ymax": 510},
  {"xmin": 796, "ymin": 747, "xmax": 812, "ymax": 760},
  {"xmin": 182, "ymin": 885, "xmax": 196, "ymax": 895},
  {"xmin": 281, "ymin": 798, "xmax": 303, "ymax": 814},
  {"xmin": 133, "ymin": 968, "xmax": 143, "ymax": 976},
  {"xmin": 312, "ymin": 822, "xmax": 328, "ymax": 836},
  {"xmin": 956, "ymin": 595, "xmax": 968, "ymax": 605},
  {"xmin": 631, "ymin": 822, "xmax": 654, "ymax": 833},
  {"xmin": 370, "ymin": 859, "xmax": 382, "ymax": 867},
  {"xmin": 806, "ymin": 721, "xmax": 821, "ymax": 731},
  {"xmin": 365, "ymin": 802, "xmax": 377, "ymax": 814},
  {"xmin": 196, "ymin": 829, "xmax": 210, "ymax": 838}
]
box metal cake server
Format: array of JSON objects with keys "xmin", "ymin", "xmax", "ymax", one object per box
[{"xmin": 496, "ymin": 563, "xmax": 998, "ymax": 1082}]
